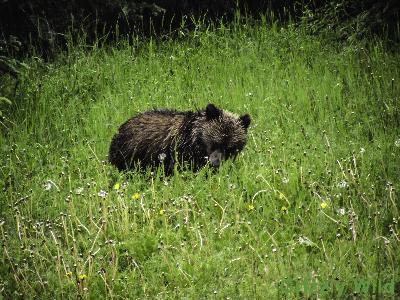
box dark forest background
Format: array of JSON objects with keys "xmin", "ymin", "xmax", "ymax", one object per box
[{"xmin": 0, "ymin": 1, "xmax": 399, "ymax": 63}]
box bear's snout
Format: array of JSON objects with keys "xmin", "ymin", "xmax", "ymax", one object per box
[{"xmin": 209, "ymin": 150, "xmax": 224, "ymax": 167}]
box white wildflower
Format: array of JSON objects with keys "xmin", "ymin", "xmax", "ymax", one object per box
[
  {"xmin": 43, "ymin": 181, "xmax": 52, "ymax": 191},
  {"xmin": 97, "ymin": 190, "xmax": 108, "ymax": 198},
  {"xmin": 395, "ymin": 138, "xmax": 400, "ymax": 147},
  {"xmin": 43, "ymin": 179, "xmax": 59, "ymax": 191},
  {"xmin": 75, "ymin": 187, "xmax": 84, "ymax": 195},
  {"xmin": 337, "ymin": 180, "xmax": 348, "ymax": 189},
  {"xmin": 337, "ymin": 208, "xmax": 346, "ymax": 216},
  {"xmin": 298, "ymin": 236, "xmax": 314, "ymax": 246}
]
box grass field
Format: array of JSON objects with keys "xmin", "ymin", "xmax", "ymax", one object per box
[{"xmin": 1, "ymin": 18, "xmax": 400, "ymax": 298}]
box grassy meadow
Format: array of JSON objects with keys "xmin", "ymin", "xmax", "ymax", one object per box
[{"xmin": 1, "ymin": 19, "xmax": 400, "ymax": 298}]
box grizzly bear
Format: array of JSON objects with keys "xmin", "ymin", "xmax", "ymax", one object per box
[{"xmin": 108, "ymin": 103, "xmax": 251, "ymax": 174}]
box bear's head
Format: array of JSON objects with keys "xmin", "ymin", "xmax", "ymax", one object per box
[{"xmin": 196, "ymin": 103, "xmax": 251, "ymax": 168}]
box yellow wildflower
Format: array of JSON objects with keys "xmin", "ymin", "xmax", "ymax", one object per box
[
  {"xmin": 113, "ymin": 182, "xmax": 120, "ymax": 190},
  {"xmin": 320, "ymin": 202, "xmax": 328, "ymax": 209},
  {"xmin": 247, "ymin": 204, "xmax": 255, "ymax": 211},
  {"xmin": 131, "ymin": 193, "xmax": 141, "ymax": 200},
  {"xmin": 281, "ymin": 206, "xmax": 288, "ymax": 212},
  {"xmin": 65, "ymin": 271, "xmax": 72, "ymax": 277},
  {"xmin": 78, "ymin": 274, "xmax": 87, "ymax": 281},
  {"xmin": 159, "ymin": 209, "xmax": 165, "ymax": 216}
]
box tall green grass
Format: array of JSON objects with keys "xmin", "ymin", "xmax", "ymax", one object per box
[{"xmin": 1, "ymin": 19, "xmax": 400, "ymax": 299}]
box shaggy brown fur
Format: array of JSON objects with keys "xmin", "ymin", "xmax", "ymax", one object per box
[{"xmin": 108, "ymin": 103, "xmax": 251, "ymax": 174}]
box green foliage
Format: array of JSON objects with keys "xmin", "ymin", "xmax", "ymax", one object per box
[
  {"xmin": 300, "ymin": 0, "xmax": 400, "ymax": 43},
  {"xmin": 0, "ymin": 20, "xmax": 399, "ymax": 298},
  {"xmin": 1, "ymin": 1, "xmax": 399, "ymax": 59},
  {"xmin": 0, "ymin": 36, "xmax": 27, "ymax": 118}
]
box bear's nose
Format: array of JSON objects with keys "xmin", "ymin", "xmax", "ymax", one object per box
[{"xmin": 209, "ymin": 150, "xmax": 224, "ymax": 167}]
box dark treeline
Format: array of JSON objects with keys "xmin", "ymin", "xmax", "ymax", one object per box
[
  {"xmin": 1, "ymin": 0, "xmax": 285, "ymax": 56},
  {"xmin": 0, "ymin": 0, "xmax": 399, "ymax": 59}
]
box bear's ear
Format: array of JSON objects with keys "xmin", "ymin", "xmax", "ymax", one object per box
[
  {"xmin": 240, "ymin": 114, "xmax": 251, "ymax": 129},
  {"xmin": 206, "ymin": 103, "xmax": 221, "ymax": 120}
]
